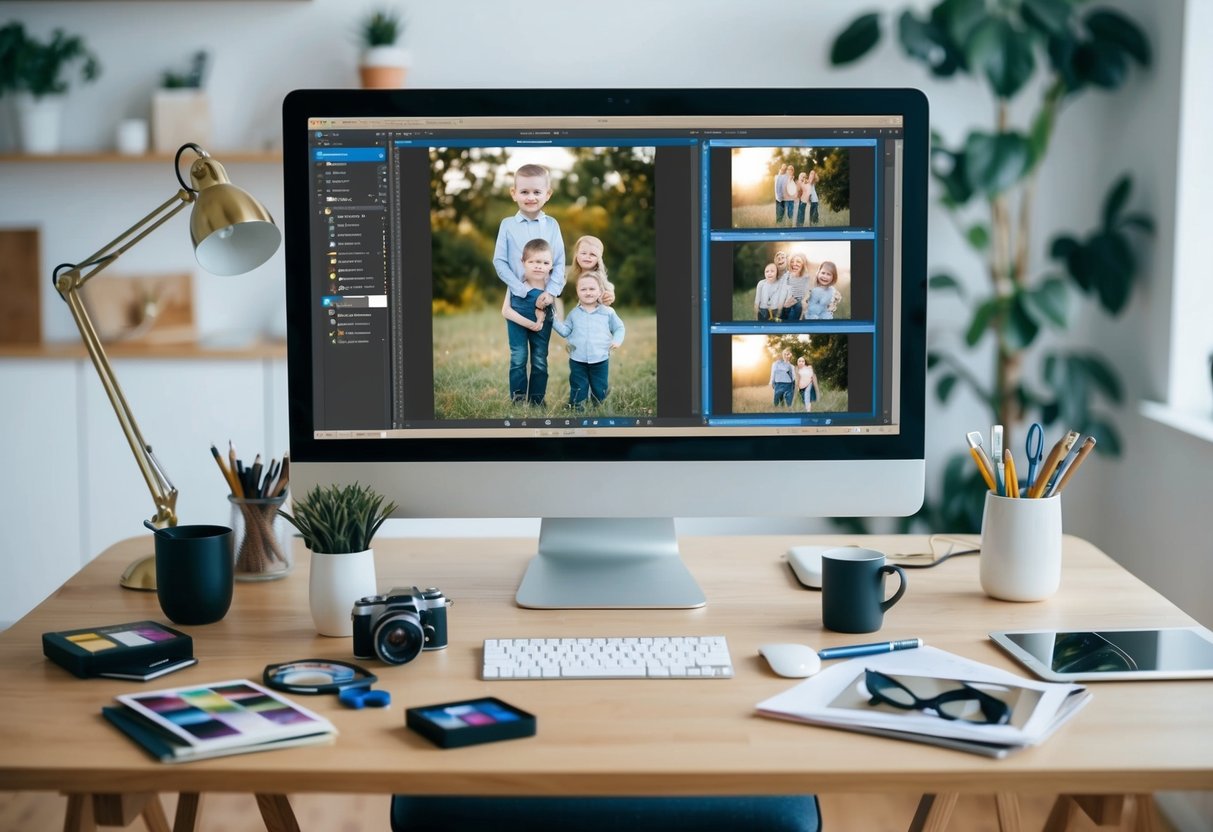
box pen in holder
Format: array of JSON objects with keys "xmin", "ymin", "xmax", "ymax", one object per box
[
  {"xmin": 211, "ymin": 444, "xmax": 291, "ymax": 581},
  {"xmin": 229, "ymin": 493, "xmax": 292, "ymax": 581}
]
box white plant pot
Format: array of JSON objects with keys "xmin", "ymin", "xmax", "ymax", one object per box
[
  {"xmin": 359, "ymin": 46, "xmax": 411, "ymax": 89},
  {"xmin": 308, "ymin": 548, "xmax": 377, "ymax": 637},
  {"xmin": 14, "ymin": 93, "xmax": 64, "ymax": 155}
]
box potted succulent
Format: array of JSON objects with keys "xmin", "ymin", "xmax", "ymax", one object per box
[
  {"xmin": 358, "ymin": 8, "xmax": 410, "ymax": 89},
  {"xmin": 279, "ymin": 482, "xmax": 397, "ymax": 636},
  {"xmin": 0, "ymin": 21, "xmax": 100, "ymax": 154}
]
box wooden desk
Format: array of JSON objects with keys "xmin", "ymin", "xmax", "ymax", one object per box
[{"xmin": 1, "ymin": 535, "xmax": 1210, "ymax": 832}]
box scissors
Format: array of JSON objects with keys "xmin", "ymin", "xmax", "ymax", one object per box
[{"xmin": 1024, "ymin": 422, "xmax": 1044, "ymax": 492}]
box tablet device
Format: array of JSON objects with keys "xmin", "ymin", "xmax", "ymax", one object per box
[{"xmin": 989, "ymin": 627, "xmax": 1213, "ymax": 682}]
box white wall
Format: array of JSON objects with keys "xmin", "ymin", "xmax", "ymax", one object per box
[{"xmin": 1, "ymin": 0, "xmax": 1206, "ymax": 619}]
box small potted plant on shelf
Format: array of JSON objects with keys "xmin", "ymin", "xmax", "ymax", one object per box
[
  {"xmin": 357, "ymin": 8, "xmax": 410, "ymax": 89},
  {"xmin": 0, "ymin": 21, "xmax": 100, "ymax": 154},
  {"xmin": 279, "ymin": 482, "xmax": 397, "ymax": 636}
]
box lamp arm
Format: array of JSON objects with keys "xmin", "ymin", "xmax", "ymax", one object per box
[{"xmin": 54, "ymin": 189, "xmax": 197, "ymax": 527}]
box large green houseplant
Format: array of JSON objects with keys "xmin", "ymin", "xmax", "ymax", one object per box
[
  {"xmin": 280, "ymin": 482, "xmax": 397, "ymax": 636},
  {"xmin": 830, "ymin": 0, "xmax": 1153, "ymax": 530},
  {"xmin": 0, "ymin": 21, "xmax": 100, "ymax": 153}
]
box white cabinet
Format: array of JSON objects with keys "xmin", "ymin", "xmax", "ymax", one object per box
[
  {"xmin": 0, "ymin": 352, "xmax": 286, "ymax": 626},
  {"xmin": 0, "ymin": 360, "xmax": 83, "ymax": 624}
]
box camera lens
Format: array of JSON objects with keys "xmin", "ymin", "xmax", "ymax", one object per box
[{"xmin": 373, "ymin": 612, "xmax": 424, "ymax": 665}]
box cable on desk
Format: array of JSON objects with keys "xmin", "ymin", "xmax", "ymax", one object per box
[{"xmin": 889, "ymin": 534, "xmax": 980, "ymax": 569}]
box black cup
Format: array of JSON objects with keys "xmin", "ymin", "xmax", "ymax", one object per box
[
  {"xmin": 821, "ymin": 547, "xmax": 907, "ymax": 634},
  {"xmin": 154, "ymin": 525, "xmax": 234, "ymax": 625}
]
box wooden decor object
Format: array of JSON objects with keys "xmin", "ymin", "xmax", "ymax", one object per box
[
  {"xmin": 80, "ymin": 272, "xmax": 196, "ymax": 344},
  {"xmin": 0, "ymin": 228, "xmax": 41, "ymax": 344}
]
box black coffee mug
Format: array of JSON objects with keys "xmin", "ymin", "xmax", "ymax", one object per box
[
  {"xmin": 154, "ymin": 525, "xmax": 234, "ymax": 625},
  {"xmin": 821, "ymin": 547, "xmax": 907, "ymax": 634}
]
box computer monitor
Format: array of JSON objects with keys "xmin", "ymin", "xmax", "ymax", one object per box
[{"xmin": 282, "ymin": 88, "xmax": 927, "ymax": 610}]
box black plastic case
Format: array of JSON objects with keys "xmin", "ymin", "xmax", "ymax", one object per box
[
  {"xmin": 42, "ymin": 620, "xmax": 193, "ymax": 679},
  {"xmin": 406, "ymin": 697, "xmax": 536, "ymax": 748}
]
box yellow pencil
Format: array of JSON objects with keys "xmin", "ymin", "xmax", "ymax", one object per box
[
  {"xmin": 210, "ymin": 444, "xmax": 240, "ymax": 496},
  {"xmin": 1002, "ymin": 448, "xmax": 1019, "ymax": 498},
  {"xmin": 969, "ymin": 446, "xmax": 997, "ymax": 491},
  {"xmin": 965, "ymin": 431, "xmax": 997, "ymax": 491},
  {"xmin": 228, "ymin": 440, "xmax": 245, "ymax": 498}
]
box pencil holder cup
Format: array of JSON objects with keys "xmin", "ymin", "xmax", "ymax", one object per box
[
  {"xmin": 980, "ymin": 493, "xmax": 1062, "ymax": 602},
  {"xmin": 229, "ymin": 494, "xmax": 292, "ymax": 581}
]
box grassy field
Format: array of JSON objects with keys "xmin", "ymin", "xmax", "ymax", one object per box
[
  {"xmin": 732, "ymin": 383, "xmax": 849, "ymax": 414},
  {"xmin": 730, "ymin": 288, "xmax": 853, "ymax": 322},
  {"xmin": 731, "ymin": 202, "xmax": 851, "ymax": 229},
  {"xmin": 433, "ymin": 306, "xmax": 658, "ymax": 419}
]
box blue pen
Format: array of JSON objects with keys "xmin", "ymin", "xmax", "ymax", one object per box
[{"xmin": 817, "ymin": 638, "xmax": 923, "ymax": 661}]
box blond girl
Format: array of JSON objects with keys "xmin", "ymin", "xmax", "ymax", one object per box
[
  {"xmin": 803, "ymin": 260, "xmax": 842, "ymax": 320},
  {"xmin": 567, "ymin": 235, "xmax": 616, "ymax": 306}
]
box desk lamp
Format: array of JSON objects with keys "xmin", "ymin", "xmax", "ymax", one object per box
[{"xmin": 53, "ymin": 142, "xmax": 281, "ymax": 590}]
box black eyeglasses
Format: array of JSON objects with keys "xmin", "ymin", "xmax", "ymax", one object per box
[{"xmin": 864, "ymin": 669, "xmax": 1011, "ymax": 725}]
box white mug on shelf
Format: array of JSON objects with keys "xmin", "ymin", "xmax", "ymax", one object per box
[
  {"xmin": 979, "ymin": 492, "xmax": 1062, "ymax": 602},
  {"xmin": 115, "ymin": 118, "xmax": 149, "ymax": 156}
]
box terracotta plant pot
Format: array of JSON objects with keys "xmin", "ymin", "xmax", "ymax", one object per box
[{"xmin": 359, "ymin": 46, "xmax": 410, "ymax": 89}]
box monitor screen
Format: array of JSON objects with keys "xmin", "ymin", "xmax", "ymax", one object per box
[{"xmin": 282, "ymin": 89, "xmax": 928, "ymax": 608}]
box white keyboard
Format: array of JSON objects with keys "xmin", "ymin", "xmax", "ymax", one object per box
[{"xmin": 482, "ymin": 636, "xmax": 734, "ymax": 680}]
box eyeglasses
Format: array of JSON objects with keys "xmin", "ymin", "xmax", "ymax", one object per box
[{"xmin": 864, "ymin": 669, "xmax": 1011, "ymax": 725}]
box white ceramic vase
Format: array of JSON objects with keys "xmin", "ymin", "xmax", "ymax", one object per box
[
  {"xmin": 14, "ymin": 93, "xmax": 64, "ymax": 154},
  {"xmin": 308, "ymin": 549, "xmax": 377, "ymax": 636}
]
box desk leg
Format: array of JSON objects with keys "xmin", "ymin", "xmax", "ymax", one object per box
[
  {"xmin": 62, "ymin": 793, "xmax": 169, "ymax": 832},
  {"xmin": 1043, "ymin": 794, "xmax": 1164, "ymax": 831},
  {"xmin": 62, "ymin": 794, "xmax": 95, "ymax": 832},
  {"xmin": 908, "ymin": 793, "xmax": 959, "ymax": 832},
  {"xmin": 1131, "ymin": 794, "xmax": 1161, "ymax": 832},
  {"xmin": 994, "ymin": 793, "xmax": 1022, "ymax": 832},
  {"xmin": 173, "ymin": 793, "xmax": 203, "ymax": 832},
  {"xmin": 255, "ymin": 793, "xmax": 301, "ymax": 832}
]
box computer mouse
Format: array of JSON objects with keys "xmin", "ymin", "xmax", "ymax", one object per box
[
  {"xmin": 786, "ymin": 546, "xmax": 827, "ymax": 589},
  {"xmin": 758, "ymin": 643, "xmax": 822, "ymax": 678}
]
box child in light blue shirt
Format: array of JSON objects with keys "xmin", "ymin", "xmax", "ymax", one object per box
[{"xmin": 552, "ymin": 271, "xmax": 625, "ymax": 409}]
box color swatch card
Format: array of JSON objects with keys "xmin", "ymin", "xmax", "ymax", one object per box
[{"xmin": 106, "ymin": 679, "xmax": 337, "ymax": 763}]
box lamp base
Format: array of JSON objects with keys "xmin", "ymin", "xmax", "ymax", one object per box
[{"xmin": 119, "ymin": 554, "xmax": 157, "ymax": 591}]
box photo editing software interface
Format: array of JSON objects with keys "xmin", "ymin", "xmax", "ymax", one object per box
[{"xmin": 305, "ymin": 114, "xmax": 906, "ymax": 441}]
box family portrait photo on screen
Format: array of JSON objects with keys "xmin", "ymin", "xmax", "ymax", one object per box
[
  {"xmin": 728, "ymin": 146, "xmax": 853, "ymax": 229},
  {"xmin": 731, "ymin": 240, "xmax": 854, "ymax": 323},
  {"xmin": 428, "ymin": 146, "xmax": 658, "ymax": 420},
  {"xmin": 729, "ymin": 334, "xmax": 849, "ymax": 414}
]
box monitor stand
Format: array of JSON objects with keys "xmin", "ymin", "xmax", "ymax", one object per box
[{"xmin": 515, "ymin": 518, "xmax": 706, "ymax": 609}]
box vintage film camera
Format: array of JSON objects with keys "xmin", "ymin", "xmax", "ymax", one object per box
[{"xmin": 351, "ymin": 586, "xmax": 450, "ymax": 665}]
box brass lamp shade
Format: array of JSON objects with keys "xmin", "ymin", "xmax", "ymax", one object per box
[{"xmin": 188, "ymin": 157, "xmax": 282, "ymax": 276}]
